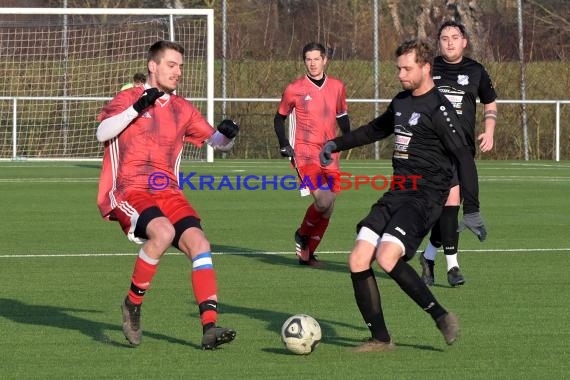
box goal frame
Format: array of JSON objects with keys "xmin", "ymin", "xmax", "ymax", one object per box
[{"xmin": 0, "ymin": 7, "xmax": 215, "ymax": 162}]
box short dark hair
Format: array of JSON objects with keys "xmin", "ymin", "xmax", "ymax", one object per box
[
  {"xmin": 133, "ymin": 72, "xmax": 146, "ymax": 83},
  {"xmin": 437, "ymin": 20, "xmax": 467, "ymax": 40},
  {"xmin": 302, "ymin": 42, "xmax": 326, "ymax": 60},
  {"xmin": 148, "ymin": 40, "xmax": 185, "ymax": 63},
  {"xmin": 395, "ymin": 38, "xmax": 434, "ymax": 67}
]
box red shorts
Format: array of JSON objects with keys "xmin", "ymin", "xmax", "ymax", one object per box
[
  {"xmin": 109, "ymin": 189, "xmax": 200, "ymax": 243},
  {"xmin": 297, "ymin": 164, "xmax": 341, "ymax": 194}
]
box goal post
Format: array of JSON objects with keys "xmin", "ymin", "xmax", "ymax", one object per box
[{"xmin": 0, "ymin": 8, "xmax": 215, "ymax": 162}]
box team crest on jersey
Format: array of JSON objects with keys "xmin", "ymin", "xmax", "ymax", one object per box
[
  {"xmin": 457, "ymin": 75, "xmax": 469, "ymax": 85},
  {"xmin": 304, "ymin": 94, "xmax": 312, "ymax": 101},
  {"xmin": 142, "ymin": 111, "xmax": 152, "ymax": 119},
  {"xmin": 408, "ymin": 112, "xmax": 420, "ymax": 126}
]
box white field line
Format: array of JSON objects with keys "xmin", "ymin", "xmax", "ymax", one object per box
[
  {"xmin": 0, "ymin": 178, "xmax": 99, "ymax": 183},
  {"xmin": 1, "ymin": 247, "xmax": 570, "ymax": 258}
]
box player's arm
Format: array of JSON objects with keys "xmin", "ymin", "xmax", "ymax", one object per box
[
  {"xmin": 96, "ymin": 107, "xmax": 139, "ymax": 142},
  {"xmin": 273, "ymin": 112, "xmax": 289, "ymax": 147},
  {"xmin": 337, "ymin": 113, "xmax": 351, "ymax": 135},
  {"xmin": 434, "ymin": 105, "xmax": 480, "ymax": 212},
  {"xmin": 478, "ymin": 66, "xmax": 498, "ymax": 152},
  {"xmin": 479, "ymin": 102, "xmax": 497, "ymax": 152},
  {"xmin": 274, "ymin": 112, "xmax": 294, "ymax": 157},
  {"xmin": 320, "ymin": 108, "xmax": 395, "ymax": 165},
  {"xmin": 207, "ymin": 119, "xmax": 240, "ymax": 151},
  {"xmin": 436, "ymin": 106, "xmax": 486, "ymax": 241},
  {"xmin": 450, "ymin": 147, "xmax": 479, "ymax": 214},
  {"xmin": 96, "ymin": 88, "xmax": 163, "ymax": 142},
  {"xmin": 450, "ymin": 146, "xmax": 487, "ymax": 241},
  {"xmin": 331, "ymin": 108, "xmax": 394, "ymax": 151},
  {"xmin": 336, "ymin": 83, "xmax": 350, "ymax": 135}
]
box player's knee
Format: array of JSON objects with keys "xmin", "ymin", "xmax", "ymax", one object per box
[
  {"xmin": 147, "ymin": 218, "xmax": 176, "ymax": 247},
  {"xmin": 348, "ymin": 250, "xmax": 370, "ymax": 272},
  {"xmin": 172, "ymin": 216, "xmax": 204, "ymax": 252},
  {"xmin": 187, "ymin": 234, "xmax": 210, "ymax": 256},
  {"xmin": 313, "ymin": 193, "xmax": 335, "ymax": 214},
  {"xmin": 349, "ymin": 238, "xmax": 377, "ymax": 272},
  {"xmin": 177, "ymin": 227, "xmax": 210, "ymax": 256},
  {"xmin": 376, "ymin": 253, "xmax": 396, "ymax": 272},
  {"xmin": 376, "ymin": 239, "xmax": 405, "ymax": 272}
]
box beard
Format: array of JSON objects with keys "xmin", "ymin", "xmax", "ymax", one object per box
[{"xmin": 400, "ymin": 81, "xmax": 416, "ymax": 91}]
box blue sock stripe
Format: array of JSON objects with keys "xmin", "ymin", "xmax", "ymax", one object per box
[{"xmin": 192, "ymin": 251, "xmax": 213, "ymax": 270}]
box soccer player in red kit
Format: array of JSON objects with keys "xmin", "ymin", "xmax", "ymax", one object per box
[
  {"xmin": 274, "ymin": 42, "xmax": 350, "ymax": 267},
  {"xmin": 96, "ymin": 40, "xmax": 239, "ymax": 349}
]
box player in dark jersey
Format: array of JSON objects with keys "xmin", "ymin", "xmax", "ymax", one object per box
[
  {"xmin": 419, "ymin": 20, "xmax": 496, "ymax": 287},
  {"xmin": 319, "ymin": 39, "xmax": 484, "ymax": 351}
]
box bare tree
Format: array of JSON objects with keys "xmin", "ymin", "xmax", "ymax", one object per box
[
  {"xmin": 525, "ymin": 0, "xmax": 570, "ymax": 60},
  {"xmin": 446, "ymin": 0, "xmax": 493, "ymax": 61},
  {"xmin": 386, "ymin": 0, "xmax": 404, "ymax": 38},
  {"xmin": 417, "ymin": 0, "xmax": 436, "ymax": 39}
]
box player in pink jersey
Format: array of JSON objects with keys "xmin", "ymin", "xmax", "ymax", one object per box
[
  {"xmin": 274, "ymin": 42, "xmax": 351, "ymax": 267},
  {"xmin": 96, "ymin": 40, "xmax": 239, "ymax": 349}
]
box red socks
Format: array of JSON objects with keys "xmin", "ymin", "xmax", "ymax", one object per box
[
  {"xmin": 191, "ymin": 252, "xmax": 218, "ymax": 326},
  {"xmin": 299, "ymin": 204, "xmax": 330, "ymax": 254},
  {"xmin": 128, "ymin": 250, "xmax": 159, "ymax": 305},
  {"xmin": 128, "ymin": 249, "xmax": 219, "ymax": 328},
  {"xmin": 308, "ymin": 217, "xmax": 329, "ymax": 253}
]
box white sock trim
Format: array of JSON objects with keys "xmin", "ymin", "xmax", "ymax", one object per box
[
  {"xmin": 138, "ymin": 248, "xmax": 160, "ymax": 265},
  {"xmin": 446, "ymin": 254, "xmax": 459, "ymax": 271}
]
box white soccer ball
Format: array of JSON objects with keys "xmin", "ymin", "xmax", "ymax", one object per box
[{"xmin": 281, "ymin": 314, "xmax": 322, "ymax": 355}]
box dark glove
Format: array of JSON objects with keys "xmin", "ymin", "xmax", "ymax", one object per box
[
  {"xmin": 132, "ymin": 88, "xmax": 164, "ymax": 113},
  {"xmin": 279, "ymin": 144, "xmax": 294, "ymax": 158},
  {"xmin": 319, "ymin": 141, "xmax": 337, "ymax": 166},
  {"xmin": 217, "ymin": 119, "xmax": 240, "ymax": 139},
  {"xmin": 458, "ymin": 212, "xmax": 487, "ymax": 242}
]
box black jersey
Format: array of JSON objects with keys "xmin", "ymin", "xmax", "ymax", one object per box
[
  {"xmin": 332, "ymin": 86, "xmax": 479, "ymax": 213},
  {"xmin": 432, "ymin": 56, "xmax": 497, "ymax": 151}
]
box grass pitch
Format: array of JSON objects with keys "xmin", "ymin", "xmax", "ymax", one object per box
[{"xmin": 0, "ymin": 159, "xmax": 569, "ymax": 379}]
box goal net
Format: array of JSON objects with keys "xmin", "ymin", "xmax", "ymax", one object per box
[{"xmin": 0, "ymin": 8, "xmax": 214, "ymax": 161}]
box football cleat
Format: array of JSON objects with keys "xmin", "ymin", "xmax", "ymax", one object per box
[
  {"xmin": 121, "ymin": 297, "xmax": 142, "ymax": 346},
  {"xmin": 298, "ymin": 253, "xmax": 325, "ymax": 268},
  {"xmin": 351, "ymin": 338, "xmax": 396, "ymax": 352},
  {"xmin": 435, "ymin": 312, "xmax": 460, "ymax": 345},
  {"xmin": 202, "ymin": 326, "xmax": 236, "ymax": 350},
  {"xmin": 294, "ymin": 229, "xmax": 310, "ymax": 262},
  {"xmin": 419, "ymin": 252, "xmax": 435, "ymax": 286},
  {"xmin": 447, "ymin": 266, "xmax": 466, "ymax": 287}
]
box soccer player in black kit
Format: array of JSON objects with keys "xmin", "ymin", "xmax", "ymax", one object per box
[
  {"xmin": 419, "ymin": 20, "xmax": 497, "ymax": 287},
  {"xmin": 320, "ymin": 39, "xmax": 484, "ymax": 352}
]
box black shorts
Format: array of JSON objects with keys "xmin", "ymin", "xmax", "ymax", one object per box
[{"xmin": 357, "ymin": 190, "xmax": 447, "ymax": 260}]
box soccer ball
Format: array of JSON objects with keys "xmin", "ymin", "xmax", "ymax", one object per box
[{"xmin": 281, "ymin": 314, "xmax": 322, "ymax": 355}]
